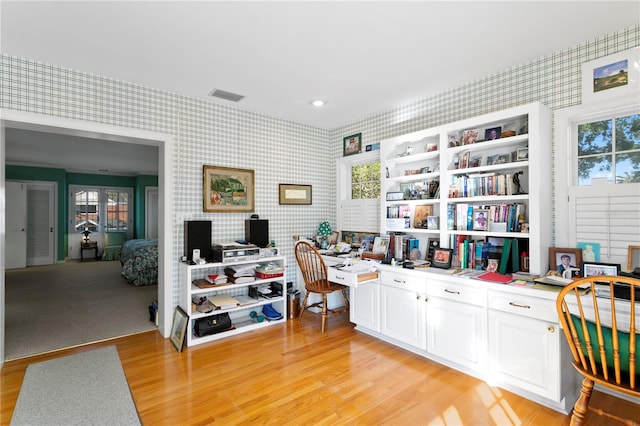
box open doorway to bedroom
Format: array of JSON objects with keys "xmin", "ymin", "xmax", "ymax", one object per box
[{"xmin": 1, "ymin": 110, "xmax": 173, "ymax": 366}]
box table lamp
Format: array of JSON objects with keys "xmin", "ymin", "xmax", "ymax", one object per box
[
  {"xmin": 317, "ymin": 221, "xmax": 332, "ymax": 249},
  {"xmin": 81, "ymin": 228, "xmax": 92, "ymax": 244}
]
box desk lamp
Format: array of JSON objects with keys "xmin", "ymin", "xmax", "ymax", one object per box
[{"xmin": 317, "ymin": 221, "xmax": 332, "ymax": 250}]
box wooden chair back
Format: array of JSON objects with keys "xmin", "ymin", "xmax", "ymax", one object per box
[
  {"xmin": 294, "ymin": 241, "xmax": 332, "ymax": 293},
  {"xmin": 556, "ymin": 275, "xmax": 639, "ymax": 396}
]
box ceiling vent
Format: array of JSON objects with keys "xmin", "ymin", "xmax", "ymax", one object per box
[{"xmin": 208, "ymin": 89, "xmax": 245, "ymax": 102}]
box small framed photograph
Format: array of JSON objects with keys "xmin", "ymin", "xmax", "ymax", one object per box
[
  {"xmin": 279, "ymin": 184, "xmax": 312, "ymax": 205},
  {"xmin": 486, "ymin": 258, "xmax": 499, "ymax": 273},
  {"xmin": 432, "ymin": 248, "xmax": 453, "ymax": 269},
  {"xmin": 520, "ymin": 222, "xmax": 529, "ymax": 233},
  {"xmin": 461, "ymin": 129, "xmax": 479, "ymax": 145},
  {"xmin": 582, "ymin": 261, "xmax": 621, "ymax": 277},
  {"xmin": 343, "ymin": 133, "xmax": 362, "ymax": 156},
  {"xmin": 496, "ymin": 153, "xmax": 511, "ymax": 164},
  {"xmin": 516, "ymin": 148, "xmax": 529, "ymax": 161},
  {"xmin": 472, "ymin": 209, "xmax": 489, "ymax": 231},
  {"xmin": 469, "ymin": 155, "xmax": 482, "ymax": 168},
  {"xmin": 549, "ymin": 247, "xmax": 583, "ymax": 275},
  {"xmin": 459, "ymin": 151, "xmax": 470, "ymax": 169},
  {"xmin": 448, "ymin": 134, "xmax": 459, "ymax": 147},
  {"xmin": 486, "ymin": 154, "xmax": 500, "ymax": 166},
  {"xmin": 170, "ymin": 306, "xmax": 189, "ymax": 352},
  {"xmin": 485, "ymin": 127, "xmax": 502, "ymax": 141},
  {"xmin": 427, "ymin": 216, "xmax": 439, "ymax": 230},
  {"xmin": 577, "ymin": 241, "xmax": 601, "ymax": 262},
  {"xmin": 426, "ymin": 143, "xmax": 438, "ymax": 152},
  {"xmin": 581, "ymin": 47, "xmax": 639, "ymax": 104},
  {"xmin": 372, "ymin": 236, "xmax": 390, "ymax": 254}
]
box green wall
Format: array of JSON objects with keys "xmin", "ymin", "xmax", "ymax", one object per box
[{"xmin": 6, "ymin": 166, "xmax": 158, "ymax": 261}]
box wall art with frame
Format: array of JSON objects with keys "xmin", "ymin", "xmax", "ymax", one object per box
[
  {"xmin": 279, "ymin": 184, "xmax": 312, "ymax": 205},
  {"xmin": 170, "ymin": 306, "xmax": 189, "ymax": 352},
  {"xmin": 343, "ymin": 133, "xmax": 362, "ymax": 156},
  {"xmin": 581, "ymin": 46, "xmax": 639, "ymax": 104},
  {"xmin": 203, "ymin": 165, "xmax": 254, "ymax": 212}
]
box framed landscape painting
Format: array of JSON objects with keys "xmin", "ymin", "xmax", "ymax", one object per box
[
  {"xmin": 581, "ymin": 47, "xmax": 639, "ymax": 104},
  {"xmin": 203, "ymin": 165, "xmax": 255, "ymax": 212}
]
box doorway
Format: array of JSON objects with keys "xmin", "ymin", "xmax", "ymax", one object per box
[{"xmin": 0, "ymin": 109, "xmax": 174, "ymax": 367}]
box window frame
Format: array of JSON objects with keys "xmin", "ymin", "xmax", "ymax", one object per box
[
  {"xmin": 69, "ymin": 185, "xmax": 133, "ymax": 238},
  {"xmin": 336, "ymin": 150, "xmax": 381, "ymax": 233}
]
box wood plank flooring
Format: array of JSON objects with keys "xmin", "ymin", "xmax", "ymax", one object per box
[{"xmin": 2, "ymin": 313, "xmax": 638, "ymax": 425}]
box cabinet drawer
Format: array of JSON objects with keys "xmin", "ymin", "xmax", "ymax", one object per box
[
  {"xmin": 426, "ymin": 280, "xmax": 486, "ymax": 306},
  {"xmin": 488, "ymin": 292, "xmax": 556, "ymax": 322},
  {"xmin": 381, "ymin": 270, "xmax": 426, "ymax": 293}
]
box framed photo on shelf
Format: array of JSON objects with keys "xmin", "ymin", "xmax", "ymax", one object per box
[
  {"xmin": 343, "ymin": 133, "xmax": 362, "ymax": 156},
  {"xmin": 432, "ymin": 248, "xmax": 453, "ymax": 269},
  {"xmin": 170, "ymin": 306, "xmax": 189, "ymax": 352},
  {"xmin": 427, "ymin": 216, "xmax": 439, "ymax": 230},
  {"xmin": 628, "ymin": 245, "xmax": 640, "ymax": 270},
  {"xmin": 485, "ymin": 127, "xmax": 501, "ymax": 140},
  {"xmin": 459, "ymin": 151, "xmax": 470, "ymax": 169},
  {"xmin": 469, "ymin": 155, "xmax": 482, "ymax": 168},
  {"xmin": 486, "ymin": 154, "xmax": 500, "ymax": 166},
  {"xmin": 549, "ymin": 247, "xmax": 582, "ymax": 275},
  {"xmin": 516, "ymin": 148, "xmax": 529, "ymax": 161},
  {"xmin": 582, "ymin": 261, "xmax": 621, "ymax": 278},
  {"xmin": 581, "ymin": 47, "xmax": 639, "ymax": 104},
  {"xmin": 426, "ymin": 237, "xmax": 440, "ymax": 261},
  {"xmin": 472, "ymin": 209, "xmax": 490, "ymax": 231},
  {"xmin": 279, "ymin": 184, "xmax": 312, "ymax": 205},
  {"xmin": 461, "ymin": 129, "xmax": 479, "ymax": 145},
  {"xmin": 203, "ymin": 165, "xmax": 254, "ymax": 213},
  {"xmin": 372, "ymin": 236, "xmax": 390, "ymax": 255},
  {"xmin": 448, "ymin": 134, "xmax": 460, "ymax": 147}
]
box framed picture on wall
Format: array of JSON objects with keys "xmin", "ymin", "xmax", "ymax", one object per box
[
  {"xmin": 343, "ymin": 133, "xmax": 362, "ymax": 156},
  {"xmin": 203, "ymin": 165, "xmax": 255, "ymax": 212},
  {"xmin": 581, "ymin": 47, "xmax": 639, "ymax": 104}
]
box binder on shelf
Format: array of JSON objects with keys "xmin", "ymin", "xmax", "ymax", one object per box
[
  {"xmin": 511, "ymin": 239, "xmax": 520, "ymax": 272},
  {"xmin": 498, "ymin": 238, "xmax": 513, "ymax": 274}
]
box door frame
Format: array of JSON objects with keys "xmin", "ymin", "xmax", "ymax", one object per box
[{"xmin": 0, "ymin": 109, "xmax": 174, "ymax": 368}]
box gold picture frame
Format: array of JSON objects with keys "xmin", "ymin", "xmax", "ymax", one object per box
[
  {"xmin": 279, "ymin": 184, "xmax": 312, "ymax": 205},
  {"xmin": 203, "ymin": 165, "xmax": 254, "ymax": 212},
  {"xmin": 170, "ymin": 306, "xmax": 189, "ymax": 352}
]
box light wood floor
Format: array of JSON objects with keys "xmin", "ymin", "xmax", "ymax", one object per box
[{"xmin": 2, "ymin": 313, "xmax": 638, "ymax": 425}]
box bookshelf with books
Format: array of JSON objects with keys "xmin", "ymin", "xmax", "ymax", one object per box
[
  {"xmin": 381, "ymin": 102, "xmax": 552, "ymax": 275},
  {"xmin": 178, "ymin": 255, "xmax": 286, "ymax": 347}
]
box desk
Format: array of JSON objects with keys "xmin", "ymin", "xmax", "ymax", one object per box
[{"xmin": 80, "ymin": 242, "xmax": 99, "ymax": 261}]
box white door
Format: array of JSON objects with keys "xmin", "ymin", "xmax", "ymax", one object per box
[
  {"xmin": 5, "ymin": 181, "xmax": 27, "ymax": 269},
  {"xmin": 26, "ymin": 183, "xmax": 56, "ymax": 266},
  {"xmin": 145, "ymin": 187, "xmax": 159, "ymax": 239}
]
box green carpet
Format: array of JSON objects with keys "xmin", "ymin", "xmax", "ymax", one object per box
[{"xmin": 10, "ymin": 346, "xmax": 141, "ymax": 425}]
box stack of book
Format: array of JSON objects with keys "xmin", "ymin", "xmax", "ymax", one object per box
[
  {"xmin": 205, "ymin": 274, "xmax": 228, "ymax": 285},
  {"xmin": 255, "ymin": 263, "xmax": 284, "ymax": 279},
  {"xmin": 224, "ymin": 263, "xmax": 258, "ymax": 284}
]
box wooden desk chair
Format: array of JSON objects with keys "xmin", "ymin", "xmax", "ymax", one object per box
[
  {"xmin": 556, "ymin": 276, "xmax": 639, "ymax": 426},
  {"xmin": 294, "ymin": 241, "xmax": 349, "ymax": 332}
]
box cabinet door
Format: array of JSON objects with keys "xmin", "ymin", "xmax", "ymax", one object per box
[
  {"xmin": 426, "ymin": 297, "xmax": 486, "ymax": 372},
  {"xmin": 488, "ymin": 310, "xmax": 559, "ymax": 400},
  {"xmin": 380, "ymin": 285, "xmax": 426, "ymax": 350},
  {"xmin": 350, "ymin": 282, "xmax": 380, "ymax": 332}
]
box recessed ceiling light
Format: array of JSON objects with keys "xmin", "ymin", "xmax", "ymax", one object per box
[{"xmin": 311, "ymin": 100, "xmax": 326, "ymax": 107}]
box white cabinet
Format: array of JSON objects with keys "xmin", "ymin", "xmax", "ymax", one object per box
[
  {"xmin": 350, "ymin": 280, "xmax": 380, "ymax": 332},
  {"xmin": 380, "ymin": 102, "xmax": 552, "ymax": 275},
  {"xmin": 426, "ymin": 279, "xmax": 487, "ymax": 372},
  {"xmin": 487, "ymin": 290, "xmax": 561, "ymax": 402},
  {"xmin": 179, "ymin": 256, "xmax": 286, "ymax": 347},
  {"xmin": 380, "ymin": 270, "xmax": 427, "ymax": 350}
]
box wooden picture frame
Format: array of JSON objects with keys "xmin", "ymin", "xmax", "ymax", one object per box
[
  {"xmin": 343, "ymin": 133, "xmax": 362, "ymax": 156},
  {"xmin": 628, "ymin": 245, "xmax": 640, "ymax": 270},
  {"xmin": 279, "ymin": 184, "xmax": 312, "ymax": 205},
  {"xmin": 170, "ymin": 306, "xmax": 189, "ymax": 352},
  {"xmin": 549, "ymin": 247, "xmax": 582, "ymax": 275},
  {"xmin": 203, "ymin": 165, "xmax": 254, "ymax": 212},
  {"xmin": 581, "ymin": 47, "xmax": 639, "ymax": 104}
]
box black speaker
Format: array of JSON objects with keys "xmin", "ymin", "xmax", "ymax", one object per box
[
  {"xmin": 245, "ymin": 219, "xmax": 269, "ymax": 248},
  {"xmin": 184, "ymin": 220, "xmax": 212, "ymax": 261}
]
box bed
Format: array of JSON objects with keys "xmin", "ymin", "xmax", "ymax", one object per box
[{"xmin": 120, "ymin": 239, "xmax": 158, "ymax": 286}]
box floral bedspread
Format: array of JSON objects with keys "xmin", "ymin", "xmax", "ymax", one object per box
[{"xmin": 120, "ymin": 239, "xmax": 158, "ymax": 286}]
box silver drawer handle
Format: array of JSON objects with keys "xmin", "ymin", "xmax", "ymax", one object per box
[
  {"xmin": 509, "ymin": 302, "xmax": 531, "ymax": 309},
  {"xmin": 444, "ymin": 289, "xmax": 460, "ymax": 294},
  {"xmin": 393, "ymin": 279, "xmax": 406, "ymax": 284},
  {"xmin": 336, "ymin": 275, "xmax": 345, "ymax": 279}
]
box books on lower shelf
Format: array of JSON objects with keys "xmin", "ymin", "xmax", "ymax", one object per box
[
  {"xmin": 205, "ymin": 274, "xmax": 228, "ymax": 285},
  {"xmin": 209, "ymin": 294, "xmax": 240, "ymax": 310}
]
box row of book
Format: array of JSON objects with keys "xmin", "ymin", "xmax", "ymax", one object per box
[
  {"xmin": 451, "ymin": 234, "xmax": 528, "ymax": 274},
  {"xmin": 447, "ymin": 202, "xmax": 525, "ymax": 232},
  {"xmin": 387, "ymin": 232, "xmax": 420, "ymax": 261},
  {"xmin": 448, "ymin": 172, "xmax": 517, "ymax": 198}
]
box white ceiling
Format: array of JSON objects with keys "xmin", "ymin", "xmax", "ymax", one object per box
[{"xmin": 1, "ymin": 1, "xmax": 639, "ymax": 174}]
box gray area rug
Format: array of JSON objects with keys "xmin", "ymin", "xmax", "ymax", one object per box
[
  {"xmin": 5, "ymin": 260, "xmax": 157, "ymax": 360},
  {"xmin": 11, "ymin": 346, "xmax": 141, "ymax": 425}
]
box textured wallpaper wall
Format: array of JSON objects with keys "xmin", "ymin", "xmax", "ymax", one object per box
[{"xmin": 1, "ymin": 24, "xmax": 638, "ymax": 304}]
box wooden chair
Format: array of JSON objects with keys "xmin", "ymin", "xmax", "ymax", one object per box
[
  {"xmin": 556, "ymin": 275, "xmax": 640, "ymax": 426},
  {"xmin": 294, "ymin": 241, "xmax": 349, "ymax": 332}
]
